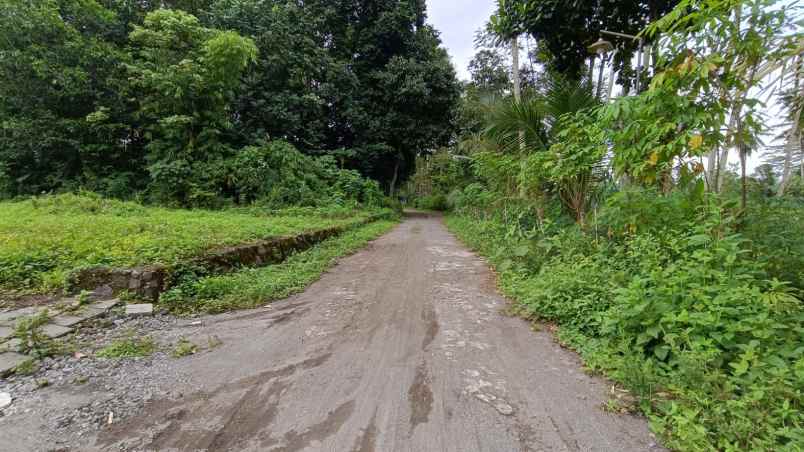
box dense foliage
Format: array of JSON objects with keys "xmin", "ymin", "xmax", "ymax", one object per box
[
  {"xmin": 0, "ymin": 0, "xmax": 460, "ymax": 204},
  {"xmin": 414, "ymin": 0, "xmax": 804, "ymax": 449}
]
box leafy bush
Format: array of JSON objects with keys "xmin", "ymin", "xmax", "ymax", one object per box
[{"xmin": 416, "ymin": 194, "xmax": 449, "ymax": 211}]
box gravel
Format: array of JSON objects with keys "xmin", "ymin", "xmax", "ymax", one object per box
[{"xmin": 0, "ymin": 306, "xmax": 197, "ymax": 447}]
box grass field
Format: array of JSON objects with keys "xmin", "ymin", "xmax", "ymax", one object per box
[{"xmin": 0, "ymin": 194, "xmax": 386, "ymax": 295}]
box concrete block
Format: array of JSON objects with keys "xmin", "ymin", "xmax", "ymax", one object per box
[
  {"xmin": 89, "ymin": 299, "xmax": 120, "ymax": 311},
  {"xmin": 0, "ymin": 352, "xmax": 29, "ymax": 376},
  {"xmin": 51, "ymin": 315, "xmax": 85, "ymax": 327},
  {"xmin": 41, "ymin": 324, "xmax": 73, "ymax": 339},
  {"xmin": 125, "ymin": 304, "xmax": 154, "ymax": 316}
]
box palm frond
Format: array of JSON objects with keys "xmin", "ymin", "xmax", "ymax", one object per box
[{"xmin": 483, "ymin": 97, "xmax": 550, "ymax": 154}]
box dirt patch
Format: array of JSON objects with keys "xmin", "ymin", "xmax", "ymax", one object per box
[
  {"xmin": 351, "ymin": 412, "xmax": 378, "ymax": 452},
  {"xmin": 98, "ymin": 352, "xmax": 332, "ymax": 451}
]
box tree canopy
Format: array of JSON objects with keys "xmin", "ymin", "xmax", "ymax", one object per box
[{"xmin": 0, "ymin": 0, "xmax": 460, "ymax": 203}]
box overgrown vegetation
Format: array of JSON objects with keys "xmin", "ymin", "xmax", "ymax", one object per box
[
  {"xmin": 417, "ymin": 0, "xmax": 804, "ymax": 449},
  {"xmin": 161, "ymin": 220, "xmax": 397, "ymax": 314},
  {"xmin": 0, "ymin": 193, "xmax": 389, "ymax": 295}
]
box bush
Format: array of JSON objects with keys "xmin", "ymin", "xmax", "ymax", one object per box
[
  {"xmin": 416, "ymin": 193, "xmax": 448, "ymax": 211},
  {"xmin": 447, "ymin": 198, "xmax": 804, "ymax": 451}
]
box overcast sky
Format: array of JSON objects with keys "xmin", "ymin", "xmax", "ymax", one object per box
[{"xmin": 427, "ymin": 0, "xmax": 497, "ymax": 81}]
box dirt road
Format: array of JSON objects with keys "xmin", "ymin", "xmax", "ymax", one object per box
[{"xmin": 1, "ymin": 215, "xmax": 663, "ymax": 451}]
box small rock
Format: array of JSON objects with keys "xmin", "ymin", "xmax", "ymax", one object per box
[
  {"xmin": 494, "ymin": 402, "xmax": 514, "ymax": 416},
  {"xmin": 189, "ymin": 321, "xmax": 203, "ymax": 327},
  {"xmin": 0, "ymin": 392, "xmax": 11, "ymax": 409},
  {"xmin": 125, "ymin": 304, "xmax": 154, "ymax": 316}
]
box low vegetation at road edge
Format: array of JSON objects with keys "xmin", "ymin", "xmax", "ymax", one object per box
[
  {"xmin": 161, "ymin": 220, "xmax": 399, "ymax": 314},
  {"xmin": 446, "ymin": 213, "xmax": 803, "ymax": 451}
]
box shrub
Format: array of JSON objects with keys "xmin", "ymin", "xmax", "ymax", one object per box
[{"xmin": 416, "ymin": 194, "xmax": 448, "ymax": 211}]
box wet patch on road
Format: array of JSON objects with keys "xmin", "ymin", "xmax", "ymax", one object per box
[
  {"xmin": 408, "ymin": 363, "xmax": 433, "ymax": 430},
  {"xmin": 280, "ymin": 399, "xmax": 356, "ymax": 451}
]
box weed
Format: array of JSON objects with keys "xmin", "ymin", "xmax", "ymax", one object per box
[
  {"xmin": 14, "ymin": 310, "xmax": 58, "ymax": 358},
  {"xmin": 96, "ymin": 334, "xmax": 156, "ymax": 358},
  {"xmin": 15, "ymin": 358, "xmax": 39, "ymax": 376},
  {"xmin": 171, "ymin": 338, "xmax": 198, "ymax": 358},
  {"xmin": 77, "ymin": 290, "xmax": 92, "ymax": 306},
  {"xmin": 207, "ymin": 336, "xmax": 223, "ymax": 349}
]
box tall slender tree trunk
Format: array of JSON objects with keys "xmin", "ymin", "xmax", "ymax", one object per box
[
  {"xmin": 779, "ymin": 56, "xmax": 802, "ymax": 196},
  {"xmin": 778, "ymin": 132, "xmax": 796, "ymax": 196},
  {"xmin": 389, "ymin": 158, "xmax": 400, "ymax": 197},
  {"xmin": 512, "ymin": 36, "xmax": 522, "ymax": 103},
  {"xmin": 706, "ymin": 145, "xmax": 719, "ymax": 191},
  {"xmin": 740, "ymin": 142, "xmax": 748, "ymax": 213}
]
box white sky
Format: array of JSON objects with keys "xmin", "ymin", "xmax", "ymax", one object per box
[{"xmin": 427, "ymin": 0, "xmax": 497, "ymax": 81}]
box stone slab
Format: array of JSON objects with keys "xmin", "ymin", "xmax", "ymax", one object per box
[
  {"xmin": 0, "ymin": 326, "xmax": 13, "ymax": 342},
  {"xmin": 0, "ymin": 352, "xmax": 29, "ymax": 376},
  {"xmin": 41, "ymin": 324, "xmax": 73, "ymax": 339},
  {"xmin": 125, "ymin": 304, "xmax": 153, "ymax": 316},
  {"xmin": 0, "ymin": 392, "xmax": 10, "ymax": 409},
  {"xmin": 0, "ymin": 339, "xmax": 22, "ymax": 353},
  {"xmin": 0, "ymin": 307, "xmax": 39, "ymax": 325},
  {"xmin": 89, "ymin": 299, "xmax": 120, "ymax": 311},
  {"xmin": 51, "ymin": 315, "xmax": 86, "ymax": 328}
]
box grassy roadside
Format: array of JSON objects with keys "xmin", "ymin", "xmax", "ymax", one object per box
[
  {"xmin": 0, "ymin": 193, "xmax": 387, "ymax": 295},
  {"xmin": 160, "ymin": 219, "xmax": 399, "ymax": 314},
  {"xmin": 445, "ymin": 214, "xmax": 804, "ymax": 452}
]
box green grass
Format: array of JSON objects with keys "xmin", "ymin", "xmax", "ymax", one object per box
[
  {"xmin": 0, "ymin": 193, "xmax": 384, "ymax": 295},
  {"xmin": 96, "ymin": 335, "xmax": 156, "ymax": 358},
  {"xmin": 161, "ymin": 219, "xmax": 398, "ymax": 314}
]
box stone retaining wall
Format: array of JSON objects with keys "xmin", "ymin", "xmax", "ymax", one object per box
[{"xmin": 69, "ymin": 213, "xmax": 391, "ymax": 300}]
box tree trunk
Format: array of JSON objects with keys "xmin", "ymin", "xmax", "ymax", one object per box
[
  {"xmin": 740, "ymin": 142, "xmax": 748, "ymax": 214},
  {"xmin": 706, "ymin": 145, "xmax": 719, "ymax": 192},
  {"xmin": 512, "ymin": 35, "xmax": 526, "ymax": 155},
  {"xmin": 512, "ymin": 36, "xmax": 522, "ymax": 103},
  {"xmin": 389, "ymin": 158, "xmax": 400, "ymax": 197},
  {"xmin": 778, "ymin": 131, "xmax": 795, "ymax": 196},
  {"xmin": 596, "ymin": 55, "xmax": 606, "ymax": 98}
]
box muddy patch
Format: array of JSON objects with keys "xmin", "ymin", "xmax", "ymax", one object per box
[
  {"xmin": 421, "ymin": 306, "xmax": 439, "ymax": 350},
  {"xmin": 407, "ymin": 363, "xmax": 433, "ymax": 430},
  {"xmin": 280, "ymin": 399, "xmax": 356, "ymax": 451},
  {"xmin": 98, "ymin": 352, "xmax": 332, "ymax": 451}
]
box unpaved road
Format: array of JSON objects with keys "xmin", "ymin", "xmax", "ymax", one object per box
[{"xmin": 1, "ymin": 215, "xmax": 663, "ymax": 451}]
